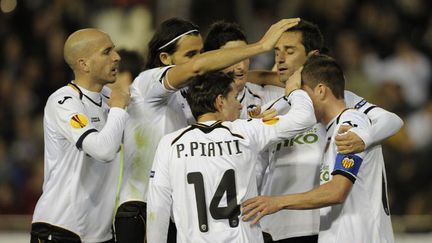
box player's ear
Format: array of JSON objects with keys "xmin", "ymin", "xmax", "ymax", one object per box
[
  {"xmin": 215, "ymin": 94, "xmax": 224, "ymax": 112},
  {"xmin": 159, "ymin": 52, "xmax": 172, "ymax": 66},
  {"xmin": 78, "ymin": 58, "xmax": 90, "ymax": 72},
  {"xmin": 307, "ymin": 50, "xmax": 319, "ymax": 57},
  {"xmin": 316, "ymin": 83, "xmax": 326, "ymax": 100}
]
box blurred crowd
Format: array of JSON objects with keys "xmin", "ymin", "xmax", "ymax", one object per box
[{"xmin": 0, "ymin": 0, "xmax": 431, "ymax": 217}]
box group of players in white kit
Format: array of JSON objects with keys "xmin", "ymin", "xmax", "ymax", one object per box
[{"xmin": 31, "ymin": 16, "xmax": 403, "ymax": 243}]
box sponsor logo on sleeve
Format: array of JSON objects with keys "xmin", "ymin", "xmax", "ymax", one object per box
[
  {"xmin": 58, "ymin": 96, "xmax": 72, "ymax": 104},
  {"xmin": 150, "ymin": 170, "xmax": 155, "ymax": 178},
  {"xmin": 70, "ymin": 114, "xmax": 89, "ymax": 129},
  {"xmin": 354, "ymin": 99, "xmax": 367, "ymax": 109}
]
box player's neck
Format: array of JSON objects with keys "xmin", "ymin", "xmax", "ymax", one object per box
[
  {"xmin": 322, "ymin": 98, "xmax": 346, "ymax": 125},
  {"xmin": 73, "ymin": 74, "xmax": 104, "ymax": 92},
  {"xmin": 197, "ymin": 112, "xmax": 223, "ymax": 123}
]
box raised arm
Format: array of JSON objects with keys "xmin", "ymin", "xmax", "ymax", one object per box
[
  {"xmin": 164, "ymin": 18, "xmax": 300, "ymax": 90},
  {"xmin": 81, "ymin": 82, "xmax": 130, "ymax": 161}
]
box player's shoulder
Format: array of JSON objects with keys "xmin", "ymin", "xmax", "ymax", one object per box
[
  {"xmin": 133, "ymin": 66, "xmax": 173, "ymax": 85},
  {"xmin": 245, "ymin": 84, "xmax": 262, "ymax": 99},
  {"xmin": 339, "ymin": 109, "xmax": 370, "ymax": 128},
  {"xmin": 46, "ymin": 85, "xmax": 81, "ymax": 107},
  {"xmin": 131, "ymin": 66, "xmax": 174, "ymax": 96},
  {"xmin": 226, "ymin": 118, "xmax": 266, "ymax": 133},
  {"xmin": 161, "ymin": 125, "xmax": 193, "ymax": 146}
]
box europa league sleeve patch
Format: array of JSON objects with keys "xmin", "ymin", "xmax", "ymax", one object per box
[
  {"xmin": 333, "ymin": 153, "xmax": 363, "ymax": 179},
  {"xmin": 262, "ymin": 117, "xmax": 280, "ymax": 125},
  {"xmin": 70, "ymin": 113, "xmax": 89, "ymax": 129}
]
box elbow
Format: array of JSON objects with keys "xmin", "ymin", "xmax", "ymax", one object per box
[
  {"xmin": 190, "ymin": 59, "xmax": 208, "ymax": 76},
  {"xmin": 299, "ymin": 111, "xmax": 317, "ymax": 129},
  {"xmin": 331, "ymin": 187, "xmax": 350, "ymax": 205},
  {"xmin": 333, "ymin": 192, "xmax": 348, "ymax": 205},
  {"xmin": 86, "ymin": 146, "xmax": 118, "ymax": 162},
  {"xmin": 306, "ymin": 112, "xmax": 317, "ymax": 127},
  {"xmin": 395, "ymin": 114, "xmax": 404, "ymax": 130}
]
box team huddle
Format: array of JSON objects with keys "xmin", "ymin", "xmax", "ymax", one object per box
[{"xmin": 30, "ymin": 17, "xmax": 403, "ymax": 243}]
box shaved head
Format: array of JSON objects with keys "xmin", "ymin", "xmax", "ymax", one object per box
[{"xmin": 64, "ymin": 28, "xmax": 109, "ymax": 69}]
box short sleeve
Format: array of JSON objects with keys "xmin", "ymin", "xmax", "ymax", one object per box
[{"xmin": 133, "ymin": 66, "xmax": 175, "ymax": 104}]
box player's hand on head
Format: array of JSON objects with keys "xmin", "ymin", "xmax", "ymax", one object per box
[
  {"xmin": 259, "ymin": 18, "xmax": 300, "ymax": 51},
  {"xmin": 336, "ymin": 125, "xmax": 366, "ymax": 154},
  {"xmin": 109, "ymin": 86, "xmax": 130, "ymax": 109},
  {"xmin": 241, "ymin": 196, "xmax": 282, "ymax": 225},
  {"xmin": 285, "ymin": 66, "xmax": 302, "ymax": 95}
]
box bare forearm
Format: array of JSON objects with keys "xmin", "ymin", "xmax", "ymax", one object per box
[
  {"xmin": 193, "ymin": 43, "xmax": 265, "ymax": 75},
  {"xmin": 280, "ymin": 182, "xmax": 344, "ymax": 210},
  {"xmin": 248, "ymin": 70, "xmax": 284, "ymax": 87}
]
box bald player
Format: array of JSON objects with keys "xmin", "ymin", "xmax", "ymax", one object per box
[{"xmin": 31, "ymin": 29, "xmax": 130, "ymax": 243}]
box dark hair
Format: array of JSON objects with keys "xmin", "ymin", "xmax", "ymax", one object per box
[
  {"xmin": 203, "ymin": 21, "xmax": 247, "ymax": 52},
  {"xmin": 287, "ymin": 20, "xmax": 324, "ymax": 53},
  {"xmin": 301, "ymin": 54, "xmax": 344, "ymax": 99},
  {"xmin": 117, "ymin": 49, "xmax": 144, "ymax": 78},
  {"xmin": 146, "ymin": 18, "xmax": 200, "ymax": 69},
  {"xmin": 186, "ymin": 72, "xmax": 235, "ymax": 119}
]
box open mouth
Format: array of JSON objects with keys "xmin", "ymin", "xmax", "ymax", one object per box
[
  {"xmin": 234, "ymin": 72, "xmax": 245, "ymax": 79},
  {"xmin": 278, "ymin": 67, "xmax": 288, "ymax": 74}
]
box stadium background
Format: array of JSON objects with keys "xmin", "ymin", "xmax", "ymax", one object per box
[{"xmin": 0, "ymin": 0, "xmax": 431, "ymax": 242}]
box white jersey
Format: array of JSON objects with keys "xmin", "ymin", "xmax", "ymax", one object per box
[
  {"xmin": 33, "ymin": 84, "xmax": 126, "ymax": 242},
  {"xmin": 238, "ymin": 84, "xmax": 263, "ymax": 119},
  {"xmin": 147, "ymin": 90, "xmax": 316, "ymax": 243},
  {"xmin": 319, "ymin": 109, "xmax": 394, "ymax": 243},
  {"xmin": 259, "ymin": 90, "xmax": 384, "ymax": 240},
  {"xmin": 259, "ymin": 85, "xmax": 285, "ymax": 105},
  {"xmin": 119, "ymin": 66, "xmax": 189, "ymax": 204}
]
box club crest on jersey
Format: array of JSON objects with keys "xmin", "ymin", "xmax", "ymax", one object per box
[
  {"xmin": 262, "ymin": 117, "xmax": 279, "ymax": 125},
  {"xmin": 70, "ymin": 114, "xmax": 88, "ymax": 129},
  {"xmin": 342, "ymin": 156, "xmax": 355, "ymax": 169}
]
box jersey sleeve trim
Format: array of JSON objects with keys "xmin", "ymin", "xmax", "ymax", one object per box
[
  {"xmin": 76, "ymin": 128, "xmax": 98, "ymax": 149},
  {"xmin": 264, "ymin": 96, "xmax": 287, "ymax": 111},
  {"xmin": 363, "ymin": 105, "xmax": 377, "ymax": 114},
  {"xmin": 158, "ymin": 67, "xmax": 172, "ymax": 84},
  {"xmin": 332, "ymin": 170, "xmax": 356, "ymax": 184}
]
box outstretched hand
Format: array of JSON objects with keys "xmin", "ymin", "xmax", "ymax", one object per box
[
  {"xmin": 259, "ymin": 18, "xmax": 301, "ymax": 51},
  {"xmin": 335, "ymin": 125, "xmax": 366, "ymax": 154},
  {"xmin": 241, "ymin": 196, "xmax": 283, "ymax": 225}
]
